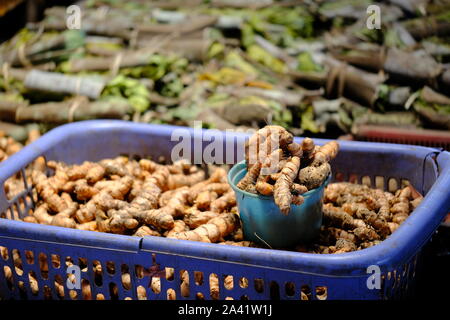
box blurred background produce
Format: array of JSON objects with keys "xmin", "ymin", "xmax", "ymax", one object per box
[{"xmin": 1, "ymin": 0, "xmax": 450, "ymax": 148}]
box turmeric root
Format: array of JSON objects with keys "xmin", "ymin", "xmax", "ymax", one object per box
[
  {"xmin": 244, "ymin": 183, "xmax": 258, "ymax": 194},
  {"xmin": 52, "ymin": 201, "xmax": 78, "ymax": 228},
  {"xmin": 210, "ymin": 191, "xmax": 236, "ymax": 213},
  {"xmin": 167, "ymin": 159, "xmax": 192, "ymax": 174},
  {"xmin": 158, "ymin": 190, "xmax": 176, "ymax": 207},
  {"xmin": 94, "ymin": 176, "xmax": 134, "ymax": 200},
  {"xmin": 26, "ymin": 130, "xmax": 46, "ymax": 172},
  {"xmin": 292, "ymin": 183, "xmax": 308, "ymax": 195},
  {"xmin": 359, "ymin": 240, "xmax": 382, "ymax": 249},
  {"xmin": 391, "ymin": 187, "xmax": 412, "ymax": 224},
  {"xmin": 320, "ymin": 226, "xmax": 356, "ymax": 244},
  {"xmin": 209, "ymin": 273, "xmax": 220, "ymax": 300},
  {"xmin": 121, "ymin": 168, "xmax": 173, "ymax": 228},
  {"xmin": 121, "ymin": 273, "xmax": 132, "ymax": 291},
  {"xmin": 387, "ymin": 222, "xmax": 400, "ymax": 233},
  {"xmin": 132, "ymin": 187, "xmax": 190, "ymax": 229},
  {"xmin": 245, "ymin": 126, "xmax": 292, "ymax": 167},
  {"xmin": 33, "ymin": 172, "xmax": 68, "ymax": 213},
  {"xmin": 76, "ymin": 221, "xmax": 98, "ymax": 231},
  {"xmin": 131, "ymin": 207, "xmax": 175, "ymax": 230},
  {"xmin": 371, "ymin": 189, "xmax": 392, "ymax": 221},
  {"xmin": 237, "ymin": 161, "xmax": 261, "ymax": 191},
  {"xmin": 353, "ymin": 207, "xmax": 390, "ymax": 237},
  {"xmin": 301, "ymin": 138, "xmax": 315, "ymax": 160},
  {"xmin": 76, "ymin": 200, "xmax": 103, "ymax": 224},
  {"xmin": 195, "ymin": 191, "xmax": 218, "ymax": 210},
  {"xmin": 66, "ymin": 162, "xmax": 96, "ymax": 181},
  {"xmin": 159, "ymin": 187, "xmax": 191, "ymax": 218},
  {"xmin": 77, "ymin": 186, "xmax": 131, "ymax": 224},
  {"xmin": 229, "ymin": 226, "xmax": 244, "ymax": 241},
  {"xmin": 23, "ymin": 154, "xmax": 424, "ymax": 260},
  {"xmin": 167, "ymin": 213, "xmax": 237, "ymax": 243},
  {"xmin": 180, "ymin": 270, "xmax": 190, "ymax": 297},
  {"xmin": 255, "ymin": 180, "xmax": 274, "ymax": 196},
  {"xmin": 298, "ymin": 162, "xmax": 330, "ymax": 190},
  {"xmin": 137, "ymin": 286, "xmax": 147, "ymax": 300},
  {"xmin": 133, "ymin": 225, "xmax": 161, "ymax": 237},
  {"xmin": 188, "ymin": 167, "xmax": 227, "ymax": 198},
  {"xmin": 100, "ymin": 157, "xmax": 129, "ymax": 176},
  {"xmin": 0, "ymin": 246, "xmax": 9, "ymax": 260},
  {"xmin": 28, "ymin": 203, "xmax": 52, "ymax": 225},
  {"xmin": 260, "ymin": 148, "xmax": 284, "ymax": 175},
  {"xmin": 274, "ymin": 156, "xmax": 301, "ymax": 215},
  {"xmin": 32, "ymin": 203, "xmax": 77, "ymax": 228},
  {"xmin": 74, "ymin": 179, "xmax": 99, "ymax": 201},
  {"xmin": 168, "ymin": 170, "xmax": 206, "ymax": 190},
  {"xmin": 85, "ymin": 164, "xmax": 105, "ymax": 184},
  {"xmin": 165, "ymin": 220, "xmax": 189, "ymax": 238},
  {"xmin": 128, "ymin": 177, "xmax": 162, "ymax": 211},
  {"xmin": 311, "ymin": 141, "xmax": 339, "ymax": 166},
  {"xmin": 183, "ymin": 209, "xmax": 219, "ymax": 229},
  {"xmin": 0, "ymin": 133, "xmax": 23, "ymax": 161},
  {"xmin": 265, "ymin": 125, "xmax": 294, "ymax": 149},
  {"xmin": 334, "ymin": 238, "xmax": 357, "ymax": 254},
  {"xmin": 98, "ymin": 208, "xmax": 139, "ymax": 234},
  {"xmin": 287, "ymin": 142, "xmax": 302, "ymax": 158},
  {"xmin": 28, "ymin": 273, "xmax": 39, "ymax": 295},
  {"xmin": 353, "ymin": 226, "xmax": 380, "ymax": 241},
  {"xmin": 197, "ymin": 183, "xmax": 231, "ymax": 197},
  {"xmin": 323, "ymin": 203, "xmax": 368, "ymax": 230},
  {"xmin": 4, "ymin": 175, "xmax": 26, "ymax": 200},
  {"xmin": 5, "ymin": 146, "xmax": 426, "ymax": 266}
]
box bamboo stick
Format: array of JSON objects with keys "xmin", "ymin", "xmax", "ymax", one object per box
[
  {"xmin": 334, "ymin": 48, "xmax": 443, "ymax": 83},
  {"xmin": 0, "ymin": 100, "xmax": 28, "ymax": 122},
  {"xmin": 24, "ymin": 70, "xmax": 106, "ymax": 99},
  {"xmin": 138, "ymin": 15, "xmax": 217, "ymax": 35},
  {"xmin": 402, "ymin": 13, "xmax": 450, "ymax": 39},
  {"xmin": 324, "ymin": 56, "xmax": 386, "ymax": 106},
  {"xmin": 15, "ymin": 99, "xmax": 132, "ymax": 124}
]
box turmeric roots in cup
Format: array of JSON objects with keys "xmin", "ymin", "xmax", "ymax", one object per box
[{"xmin": 237, "ymin": 125, "xmax": 339, "ymax": 214}]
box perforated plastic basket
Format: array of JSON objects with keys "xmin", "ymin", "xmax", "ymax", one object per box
[{"xmin": 0, "ymin": 120, "xmax": 449, "ymax": 300}]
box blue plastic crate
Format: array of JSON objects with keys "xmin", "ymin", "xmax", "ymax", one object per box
[{"xmin": 0, "ymin": 120, "xmax": 449, "ymax": 300}]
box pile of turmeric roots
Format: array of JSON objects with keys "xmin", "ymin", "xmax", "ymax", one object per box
[
  {"xmin": 307, "ymin": 182, "xmax": 423, "ymax": 254},
  {"xmin": 13, "ymin": 156, "xmax": 245, "ymax": 245},
  {"xmin": 238, "ymin": 125, "xmax": 339, "ymax": 214}
]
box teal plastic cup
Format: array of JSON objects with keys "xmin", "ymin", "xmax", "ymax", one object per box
[{"xmin": 228, "ymin": 160, "xmax": 330, "ymax": 249}]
